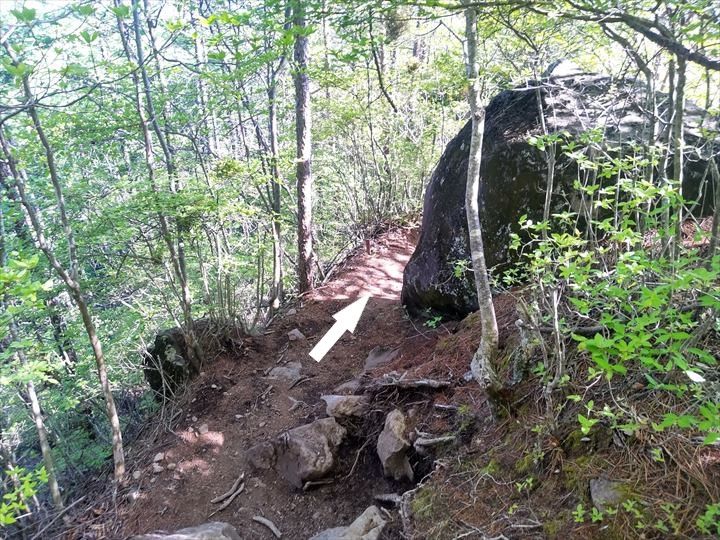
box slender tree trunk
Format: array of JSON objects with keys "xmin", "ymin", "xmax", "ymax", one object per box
[
  {"xmin": 462, "ymin": 3, "xmax": 501, "ymax": 399},
  {"xmin": 673, "ymin": 56, "xmax": 687, "ymax": 254},
  {"xmin": 293, "ymin": 1, "xmax": 317, "ymax": 293},
  {"xmin": 0, "ymin": 128, "xmax": 126, "ymax": 483},
  {"xmin": 16, "ymin": 345, "xmax": 63, "ymax": 509},
  {"xmin": 268, "ymin": 82, "xmax": 283, "ymax": 311}
]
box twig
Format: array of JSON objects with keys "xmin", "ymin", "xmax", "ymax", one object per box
[
  {"xmin": 252, "ymin": 516, "xmax": 282, "ymax": 538},
  {"xmin": 288, "ymin": 376, "xmax": 312, "ymax": 390},
  {"xmin": 302, "ymin": 478, "xmax": 334, "ymax": 491},
  {"xmin": 30, "ymin": 495, "xmax": 86, "ymax": 540},
  {"xmin": 343, "ymin": 438, "xmax": 372, "ymax": 479},
  {"xmin": 208, "ymin": 483, "xmax": 244, "ymax": 518},
  {"xmin": 210, "ymin": 472, "xmax": 245, "ymax": 504}
]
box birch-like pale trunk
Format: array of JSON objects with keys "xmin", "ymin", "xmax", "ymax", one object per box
[{"xmin": 462, "ymin": 3, "xmax": 501, "ymax": 397}]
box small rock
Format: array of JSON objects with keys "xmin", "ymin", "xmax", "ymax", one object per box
[
  {"xmin": 191, "ymin": 416, "xmax": 198, "ymax": 422},
  {"xmin": 364, "ymin": 346, "xmax": 399, "ymax": 372},
  {"xmin": 235, "ymin": 414, "xmax": 243, "ymax": 420},
  {"xmin": 132, "ymin": 471, "xmax": 142, "ymax": 480},
  {"xmin": 463, "ymin": 370, "xmax": 474, "ymax": 382},
  {"xmin": 321, "ymin": 395, "xmax": 370, "ymax": 418},
  {"xmin": 267, "ymin": 362, "xmax": 302, "ymax": 382},
  {"xmin": 245, "ymin": 441, "xmax": 277, "ymax": 471},
  {"xmin": 309, "ymin": 506, "xmax": 386, "ymax": 540},
  {"xmin": 275, "ymin": 418, "xmax": 347, "ymax": 488},
  {"xmin": 590, "ymin": 478, "xmax": 628, "ymax": 512},
  {"xmin": 334, "ymin": 378, "xmax": 362, "ymax": 394},
  {"xmin": 152, "ymin": 463, "xmax": 164, "ymax": 474},
  {"xmin": 153, "ymin": 452, "xmax": 165, "ymax": 462},
  {"xmin": 288, "ymin": 328, "xmax": 306, "ymax": 341},
  {"xmin": 166, "ymin": 463, "xmax": 177, "ymax": 471},
  {"xmin": 211, "ymin": 384, "xmax": 218, "ymax": 389},
  {"xmin": 377, "ymin": 409, "xmax": 413, "ymax": 481},
  {"xmin": 198, "ymin": 423, "xmax": 209, "ymax": 435},
  {"xmin": 150, "ymin": 477, "xmax": 156, "ymax": 483},
  {"xmin": 259, "ymin": 421, "xmax": 267, "ymax": 428},
  {"xmin": 131, "ymin": 522, "xmax": 242, "ymax": 540},
  {"xmin": 287, "ymin": 308, "xmax": 297, "ymax": 316},
  {"xmin": 173, "ymin": 473, "xmax": 182, "ymax": 480}
]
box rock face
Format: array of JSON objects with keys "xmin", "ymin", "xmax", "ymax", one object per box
[
  {"xmin": 275, "ymin": 417, "xmax": 347, "ymax": 488},
  {"xmin": 309, "ymin": 506, "xmax": 387, "ymax": 540},
  {"xmin": 377, "ymin": 409, "xmax": 413, "ymax": 481},
  {"xmin": 402, "ymin": 72, "xmax": 718, "ymax": 317},
  {"xmin": 131, "ymin": 521, "xmax": 241, "ymax": 540}
]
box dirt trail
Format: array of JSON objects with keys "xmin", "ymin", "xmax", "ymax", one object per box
[{"xmin": 121, "ymin": 227, "xmax": 439, "ymax": 539}]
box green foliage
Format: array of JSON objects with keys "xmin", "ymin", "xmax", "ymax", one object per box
[{"xmin": 0, "ymin": 466, "xmax": 47, "ymax": 526}]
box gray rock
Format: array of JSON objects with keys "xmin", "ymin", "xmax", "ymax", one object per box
[
  {"xmin": 275, "ymin": 417, "xmax": 347, "ymax": 488},
  {"xmin": 377, "ymin": 409, "xmax": 413, "ymax": 481},
  {"xmin": 321, "ymin": 395, "xmax": 370, "ymax": 418},
  {"xmin": 245, "ymin": 441, "xmax": 276, "ymax": 471},
  {"xmin": 267, "ymin": 361, "xmax": 302, "ymax": 382},
  {"xmin": 309, "ymin": 506, "xmax": 387, "ymax": 540},
  {"xmin": 152, "ymin": 463, "xmax": 164, "ymax": 474},
  {"xmin": 131, "ymin": 521, "xmax": 241, "ymax": 540},
  {"xmin": 198, "ymin": 423, "xmax": 209, "ymax": 435},
  {"xmin": 364, "ymin": 346, "xmax": 400, "ymax": 372},
  {"xmin": 287, "ymin": 308, "xmax": 298, "ymax": 316},
  {"xmin": 402, "ymin": 73, "xmax": 719, "ymax": 317},
  {"xmin": 590, "ymin": 478, "xmax": 628, "ymax": 512},
  {"xmin": 333, "ymin": 378, "xmax": 362, "ymax": 394},
  {"xmin": 288, "ymin": 328, "xmax": 306, "ymax": 341}
]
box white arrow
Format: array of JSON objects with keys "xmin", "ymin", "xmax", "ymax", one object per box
[{"xmin": 309, "ymin": 295, "xmax": 371, "ymax": 362}]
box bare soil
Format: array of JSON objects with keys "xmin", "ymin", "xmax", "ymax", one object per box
[{"xmin": 116, "ymin": 226, "xmax": 461, "ymax": 539}]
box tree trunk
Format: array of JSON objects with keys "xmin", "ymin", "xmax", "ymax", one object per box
[
  {"xmin": 0, "ymin": 127, "xmax": 126, "ymax": 484},
  {"xmin": 462, "ymin": 3, "xmax": 501, "ymax": 399},
  {"xmin": 293, "ymin": 0, "xmax": 317, "ymax": 293}
]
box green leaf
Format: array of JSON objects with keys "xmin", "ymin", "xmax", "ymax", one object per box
[
  {"xmin": 11, "ymin": 7, "xmax": 36, "ymax": 23},
  {"xmin": 110, "ymin": 5, "xmax": 130, "ymax": 18}
]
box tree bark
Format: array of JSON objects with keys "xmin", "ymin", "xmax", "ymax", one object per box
[
  {"xmin": 462, "ymin": 2, "xmax": 501, "ymax": 398},
  {"xmin": 293, "ymin": 0, "xmax": 317, "ymax": 293}
]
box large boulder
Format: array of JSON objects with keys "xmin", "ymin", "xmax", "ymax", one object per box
[
  {"xmin": 402, "ymin": 71, "xmax": 718, "ymax": 317},
  {"xmin": 131, "ymin": 522, "xmax": 241, "ymax": 540},
  {"xmin": 275, "ymin": 417, "xmax": 347, "ymax": 488}
]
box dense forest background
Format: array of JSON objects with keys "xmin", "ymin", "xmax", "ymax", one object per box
[{"xmin": 1, "ymin": 0, "xmax": 719, "ymax": 536}]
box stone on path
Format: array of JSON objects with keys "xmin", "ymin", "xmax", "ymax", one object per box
[
  {"xmin": 377, "ymin": 409, "xmax": 413, "ymax": 481},
  {"xmin": 309, "ymin": 506, "xmax": 386, "ymax": 540},
  {"xmin": 364, "ymin": 346, "xmax": 400, "ymax": 372},
  {"xmin": 288, "ymin": 328, "xmax": 306, "ymax": 341},
  {"xmin": 321, "ymin": 395, "xmax": 370, "ymax": 418},
  {"xmin": 275, "ymin": 417, "xmax": 347, "ymax": 488},
  {"xmin": 267, "ymin": 362, "xmax": 302, "ymax": 382}
]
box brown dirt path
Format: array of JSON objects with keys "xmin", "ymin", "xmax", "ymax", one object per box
[{"xmin": 119, "ymin": 227, "xmax": 441, "ymax": 539}]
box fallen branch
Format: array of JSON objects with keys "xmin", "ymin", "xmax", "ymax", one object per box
[
  {"xmin": 253, "ymin": 516, "xmax": 282, "ymax": 538},
  {"xmin": 414, "ymin": 435, "xmax": 456, "ymax": 448},
  {"xmin": 368, "ymin": 375, "xmax": 451, "ymax": 391},
  {"xmin": 374, "ymin": 493, "xmax": 402, "ymax": 506},
  {"xmin": 210, "ymin": 472, "xmax": 245, "ymax": 504},
  {"xmin": 208, "ymin": 483, "xmax": 245, "ymax": 518}
]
